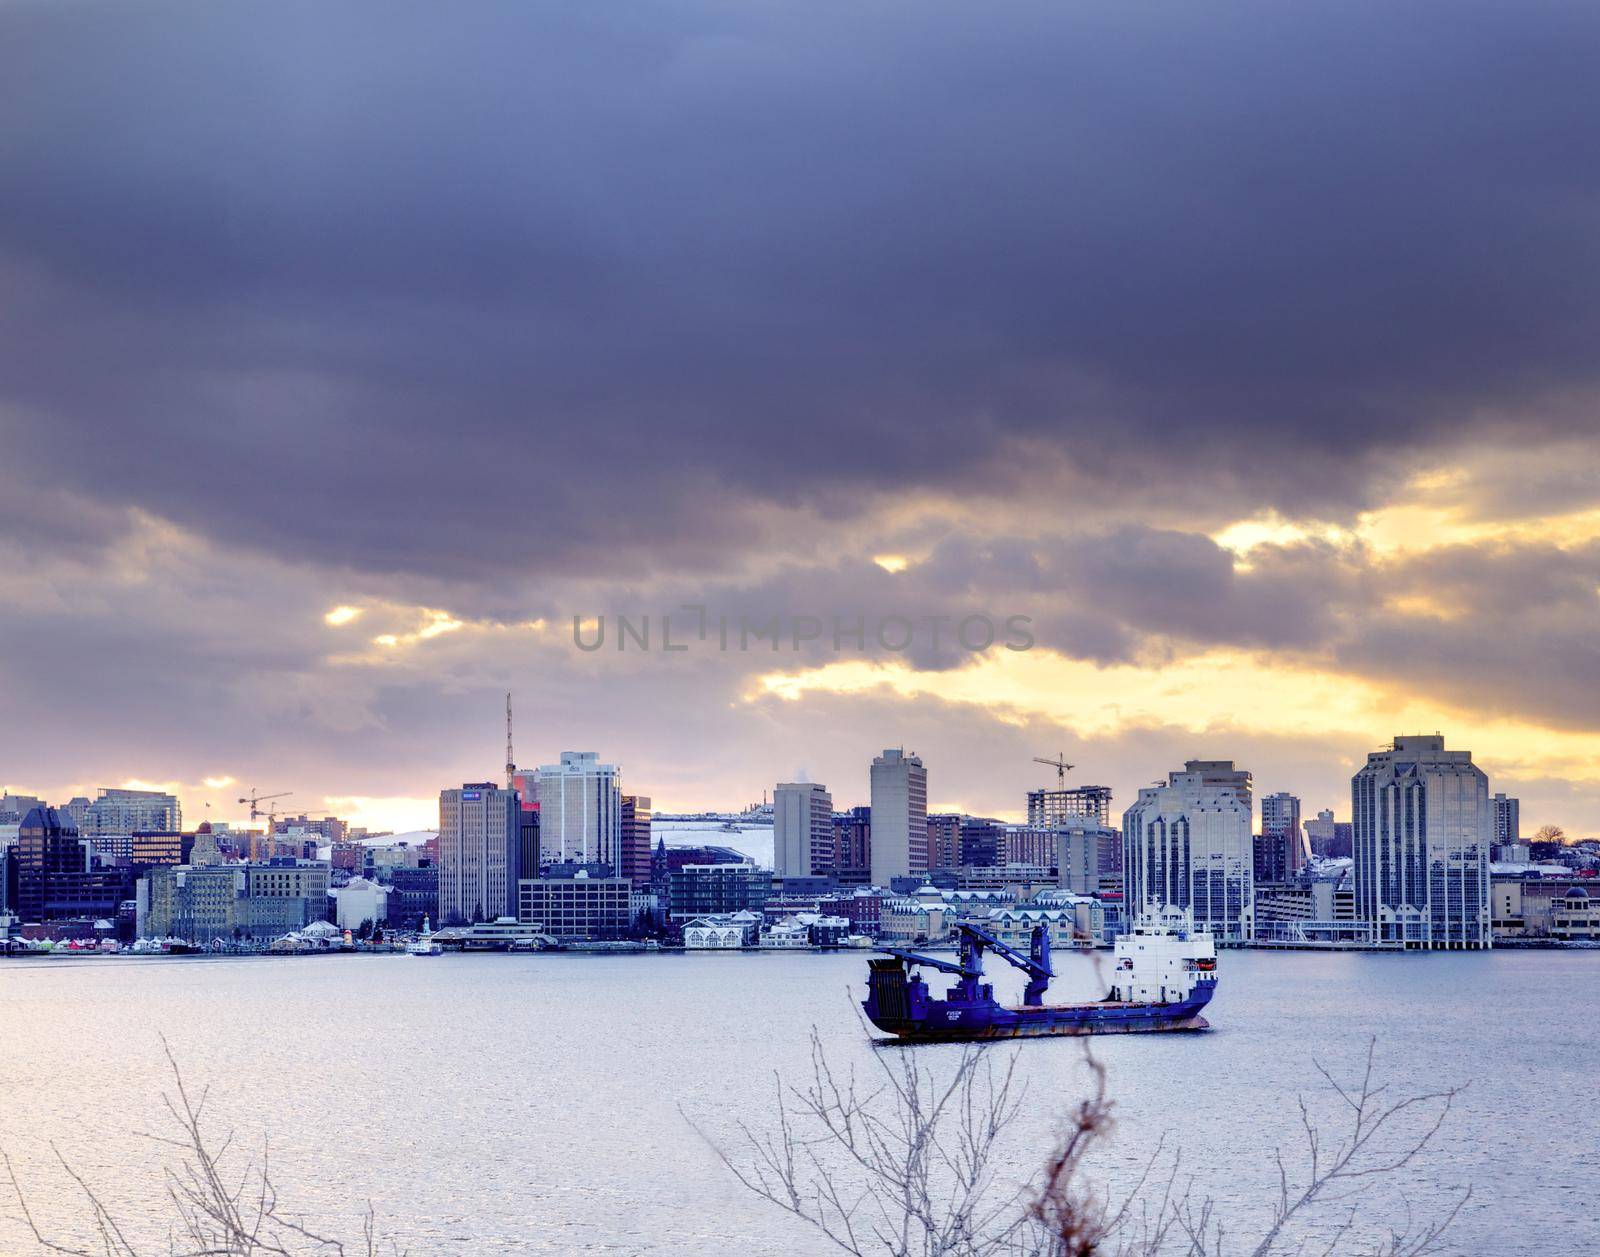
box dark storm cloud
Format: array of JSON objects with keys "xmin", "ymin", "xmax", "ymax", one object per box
[{"xmin": 4, "ymin": 0, "xmax": 1600, "ymax": 581}]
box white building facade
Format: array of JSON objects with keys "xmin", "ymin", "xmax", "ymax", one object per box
[
  {"xmin": 869, "ymin": 748, "xmax": 927, "ymax": 887},
  {"xmin": 1122, "ymin": 765, "xmax": 1254, "ymax": 943},
  {"xmin": 536, "ymin": 752, "xmax": 621, "ymax": 869},
  {"xmin": 773, "ymin": 781, "xmax": 834, "ymax": 880},
  {"xmin": 1351, "ymin": 735, "xmax": 1492, "ymax": 949}
]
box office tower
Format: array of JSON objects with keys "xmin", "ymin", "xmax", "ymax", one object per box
[
  {"xmin": 1122, "ymin": 764, "xmax": 1254, "ymax": 942},
  {"xmin": 536, "ymin": 752, "xmax": 621, "ymax": 869},
  {"xmin": 774, "ymin": 782, "xmax": 834, "ymax": 880},
  {"xmin": 83, "ymin": 788, "xmax": 182, "ymax": 835},
  {"xmin": 438, "ymin": 783, "xmax": 519, "ymax": 924},
  {"xmin": 1492, "ymin": 794, "xmax": 1521, "ymax": 847},
  {"xmin": 619, "ymin": 794, "xmax": 653, "ymax": 889},
  {"xmin": 958, "ymin": 817, "xmax": 1005, "ymax": 868},
  {"xmin": 831, "ymin": 806, "xmax": 872, "ymax": 886},
  {"xmin": 1027, "ymin": 785, "xmax": 1113, "ymax": 827},
  {"xmin": 869, "ymin": 749, "xmax": 927, "ymax": 887},
  {"xmin": 12, "ymin": 806, "xmax": 130, "ymax": 924},
  {"xmin": 1255, "ymin": 792, "xmax": 1306, "ymax": 883},
  {"xmin": 1351, "ymin": 735, "xmax": 1491, "ymax": 949},
  {"xmin": 926, "ymin": 813, "xmax": 961, "ymax": 872},
  {"xmin": 1053, "ymin": 818, "xmax": 1120, "ymax": 895}
]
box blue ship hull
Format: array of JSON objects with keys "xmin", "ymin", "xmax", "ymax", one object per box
[{"xmin": 865, "ymin": 959, "xmax": 1216, "ymax": 1041}]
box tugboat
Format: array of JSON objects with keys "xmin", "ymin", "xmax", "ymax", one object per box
[{"xmin": 863, "ymin": 907, "xmax": 1216, "ymax": 1041}]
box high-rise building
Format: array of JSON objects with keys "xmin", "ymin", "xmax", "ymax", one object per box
[
  {"xmin": 0, "ymin": 793, "xmax": 44, "ymax": 824},
  {"xmin": 619, "ymin": 794, "xmax": 653, "ymax": 889},
  {"xmin": 869, "ymin": 749, "xmax": 927, "ymax": 887},
  {"xmin": 536, "ymin": 752, "xmax": 621, "ymax": 870},
  {"xmin": 1055, "ymin": 818, "xmax": 1119, "ymax": 895},
  {"xmin": 926, "ymin": 813, "xmax": 962, "ymax": 873},
  {"xmin": 13, "ymin": 806, "xmax": 131, "ymax": 925},
  {"xmin": 1351, "ymin": 735, "xmax": 1491, "ymax": 949},
  {"xmin": 1303, "ymin": 809, "xmax": 1353, "ymax": 859},
  {"xmin": 1027, "ymin": 786, "xmax": 1113, "ymax": 827},
  {"xmin": 774, "ymin": 783, "xmax": 834, "ymax": 880},
  {"xmin": 1255, "ymin": 792, "xmax": 1306, "ymax": 883},
  {"xmin": 1181, "ymin": 761, "xmax": 1252, "ymax": 808},
  {"xmin": 831, "ymin": 806, "xmax": 872, "ymax": 886},
  {"xmin": 1492, "ymin": 794, "xmax": 1521, "ymax": 848},
  {"xmin": 83, "ymin": 788, "xmax": 182, "ymax": 835},
  {"xmin": 1122, "ymin": 764, "xmax": 1254, "ymax": 942},
  {"xmin": 438, "ymin": 783, "xmax": 519, "ymax": 924},
  {"xmin": 958, "ymin": 817, "xmax": 1005, "ymax": 869}
]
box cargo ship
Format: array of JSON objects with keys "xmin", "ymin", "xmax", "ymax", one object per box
[{"xmin": 862, "ymin": 908, "xmax": 1216, "ymax": 1041}]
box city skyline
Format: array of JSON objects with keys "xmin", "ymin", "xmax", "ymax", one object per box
[{"xmin": 4, "ymin": 3, "xmax": 1600, "ymax": 839}]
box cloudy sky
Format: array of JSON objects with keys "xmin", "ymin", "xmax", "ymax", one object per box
[{"xmin": 3, "ymin": 0, "xmax": 1598, "ymax": 836}]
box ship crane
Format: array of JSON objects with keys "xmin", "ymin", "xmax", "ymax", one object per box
[
  {"xmin": 886, "ymin": 921, "xmax": 1055, "ymax": 1007},
  {"xmin": 1033, "ymin": 753, "xmax": 1075, "ymax": 788}
]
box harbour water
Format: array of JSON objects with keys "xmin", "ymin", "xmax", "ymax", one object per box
[{"xmin": 1, "ymin": 949, "xmax": 1594, "ymax": 1255}]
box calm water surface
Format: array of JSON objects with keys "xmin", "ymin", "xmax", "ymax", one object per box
[{"xmin": 1, "ymin": 949, "xmax": 1594, "ymax": 1255}]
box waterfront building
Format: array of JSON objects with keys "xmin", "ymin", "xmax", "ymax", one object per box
[
  {"xmin": 83, "ymin": 788, "xmax": 182, "ymax": 836},
  {"xmin": 831, "ymin": 806, "xmax": 872, "ymax": 886},
  {"xmin": 331, "ymin": 876, "xmax": 390, "ymax": 931},
  {"xmin": 681, "ymin": 912, "xmax": 761, "ymax": 949},
  {"xmin": 668, "ymin": 863, "xmax": 771, "ymax": 922},
  {"xmin": 1490, "ymin": 875, "xmax": 1600, "ymax": 940},
  {"xmin": 1252, "ymin": 878, "xmax": 1364, "ymax": 945},
  {"xmin": 243, "ymin": 858, "xmax": 332, "ymax": 940},
  {"xmin": 517, "ymin": 871, "xmax": 632, "ymax": 940},
  {"xmin": 869, "ymin": 749, "xmax": 927, "ymax": 887},
  {"xmin": 1351, "ymin": 735, "xmax": 1492, "ymax": 950},
  {"xmin": 143, "ymin": 865, "xmax": 243, "ymax": 943},
  {"xmin": 536, "ymin": 752, "xmax": 621, "ymax": 869},
  {"xmin": 1255, "ymin": 792, "xmax": 1306, "ymax": 884},
  {"xmin": 1122, "ymin": 764, "xmax": 1254, "ymax": 943},
  {"xmin": 986, "ymin": 898, "xmax": 1106, "ymax": 949},
  {"xmin": 437, "ymin": 783, "xmax": 519, "ymax": 925},
  {"xmin": 926, "ymin": 813, "xmax": 962, "ymax": 872},
  {"xmin": 880, "ymin": 886, "xmax": 953, "ymax": 943},
  {"xmin": 774, "ymin": 782, "xmax": 834, "ymax": 880},
  {"xmin": 1549, "ymin": 887, "xmax": 1600, "ymax": 941},
  {"xmin": 619, "ymin": 794, "xmax": 652, "ymax": 889},
  {"xmin": 1027, "ymin": 785, "xmax": 1113, "ymax": 828}
]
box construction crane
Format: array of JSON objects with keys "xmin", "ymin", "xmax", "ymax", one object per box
[
  {"xmin": 1033, "ymin": 754, "xmax": 1074, "ymax": 788},
  {"xmin": 238, "ymin": 789, "xmax": 291, "ymax": 824},
  {"xmin": 505, "ymin": 691, "xmax": 516, "ymax": 790}
]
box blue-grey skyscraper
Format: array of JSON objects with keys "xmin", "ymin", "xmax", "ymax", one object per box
[{"xmin": 1351, "ymin": 736, "xmax": 1491, "ymax": 949}]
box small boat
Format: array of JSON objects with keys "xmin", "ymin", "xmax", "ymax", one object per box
[
  {"xmin": 405, "ymin": 918, "xmax": 443, "ymax": 957},
  {"xmin": 862, "ymin": 908, "xmax": 1216, "ymax": 1041}
]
